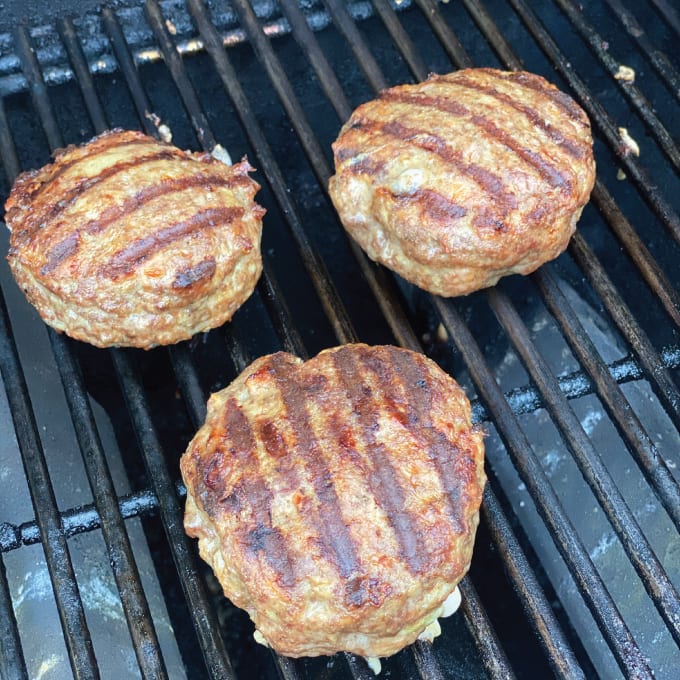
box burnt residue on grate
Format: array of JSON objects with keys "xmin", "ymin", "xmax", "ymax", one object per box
[{"xmin": 0, "ymin": 1, "xmax": 679, "ymax": 679}]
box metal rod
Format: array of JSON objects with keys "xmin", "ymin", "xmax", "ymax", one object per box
[
  {"xmin": 505, "ymin": 0, "xmax": 680, "ymax": 246},
  {"xmin": 322, "ymin": 0, "xmax": 390, "ymax": 90},
  {"xmin": 481, "ymin": 487, "xmax": 585, "ymax": 679},
  {"xmin": 370, "ymin": 0, "xmax": 429, "ymax": 82},
  {"xmin": 0, "ymin": 554, "xmax": 29, "ymax": 680},
  {"xmin": 569, "ymin": 233, "xmax": 680, "ymax": 431},
  {"xmin": 435, "ymin": 299, "xmax": 653, "ymax": 679},
  {"xmin": 487, "ymin": 286, "xmax": 680, "ymax": 646},
  {"xmin": 553, "ymin": 0, "xmax": 680, "ymax": 176},
  {"xmin": 187, "ymin": 0, "xmax": 358, "ymax": 348},
  {"xmin": 0, "ymin": 291, "xmax": 99, "ymax": 680},
  {"xmin": 111, "ymin": 348, "xmax": 235, "ymax": 680},
  {"xmin": 459, "ymin": 579, "xmax": 518, "ymax": 679},
  {"xmin": 414, "ymin": 0, "xmax": 473, "ymax": 69},
  {"xmin": 534, "ymin": 265, "xmax": 680, "ymax": 528},
  {"xmin": 649, "ymin": 0, "xmax": 680, "ymax": 37},
  {"xmin": 57, "ymin": 18, "xmax": 108, "ymax": 134},
  {"xmin": 602, "ymin": 0, "xmax": 680, "ymax": 103}
]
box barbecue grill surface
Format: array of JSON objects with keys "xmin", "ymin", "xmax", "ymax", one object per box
[{"xmin": 0, "ymin": 1, "xmax": 679, "ymax": 679}]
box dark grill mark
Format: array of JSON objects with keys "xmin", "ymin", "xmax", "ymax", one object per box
[
  {"xmin": 35, "ymin": 136, "xmax": 156, "ymax": 196},
  {"xmin": 445, "ymin": 74, "xmax": 586, "ymax": 159},
  {"xmin": 172, "ymin": 257, "xmax": 217, "ymax": 289},
  {"xmin": 353, "ymin": 117, "xmax": 518, "ymax": 224},
  {"xmin": 41, "ymin": 232, "xmax": 80, "ymax": 275},
  {"xmin": 33, "ymin": 149, "xmax": 182, "ymax": 232},
  {"xmin": 344, "ymin": 575, "xmax": 392, "ymax": 609},
  {"xmin": 103, "ymin": 206, "xmax": 243, "ymax": 280},
  {"xmin": 379, "ymin": 90, "xmax": 572, "ymax": 192},
  {"xmin": 269, "ymin": 356, "xmax": 361, "ymax": 581},
  {"xmin": 389, "ymin": 351, "xmax": 472, "ymax": 534},
  {"xmin": 332, "ymin": 346, "xmax": 426, "ymax": 574},
  {"xmin": 382, "ymin": 119, "xmax": 516, "ymax": 204},
  {"xmin": 388, "ymin": 187, "xmax": 468, "ymax": 222},
  {"xmin": 41, "ymin": 172, "xmax": 250, "ymax": 274},
  {"xmin": 488, "ymin": 69, "xmax": 586, "ymax": 122},
  {"xmin": 224, "ymin": 398, "xmax": 297, "ymax": 588}
]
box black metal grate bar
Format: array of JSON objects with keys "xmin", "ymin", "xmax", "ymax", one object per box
[
  {"xmin": 414, "ymin": 0, "xmax": 474, "ymax": 70},
  {"xmin": 486, "ymin": 286, "xmax": 680, "ymax": 645},
  {"xmin": 0, "ymin": 488, "xmax": 161, "ymax": 552},
  {"xmin": 569, "ymin": 233, "xmax": 680, "ymax": 430},
  {"xmin": 111, "ymin": 348, "xmax": 235, "ymax": 679},
  {"xmin": 57, "ymin": 18, "xmax": 108, "ymax": 134},
  {"xmin": 602, "ymin": 0, "xmax": 680, "ymax": 104},
  {"xmin": 322, "ymin": 0, "xmax": 389, "ymax": 90},
  {"xmin": 370, "ymin": 0, "xmax": 429, "ymax": 88},
  {"xmin": 434, "ymin": 299, "xmax": 652, "ymax": 678},
  {"xmin": 0, "ymin": 290, "xmax": 98, "ymax": 679},
  {"xmin": 534, "ymin": 266, "xmax": 680, "ymax": 528},
  {"xmin": 182, "ymin": 0, "xmax": 359, "ymax": 348},
  {"xmin": 650, "ymin": 0, "xmax": 680, "ymax": 37},
  {"xmin": 480, "ymin": 488, "xmax": 585, "ymax": 680},
  {"xmin": 555, "ymin": 0, "xmax": 680, "ymax": 175},
  {"xmin": 0, "ymin": 553, "xmax": 28, "ymax": 680},
  {"xmin": 506, "ymin": 0, "xmax": 680, "ymax": 246}
]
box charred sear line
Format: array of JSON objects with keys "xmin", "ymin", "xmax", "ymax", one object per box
[
  {"xmin": 387, "ymin": 188, "xmax": 468, "ymax": 221},
  {"xmin": 223, "ymin": 397, "xmax": 297, "ymax": 588},
  {"xmin": 447, "ymin": 76, "xmax": 586, "ymax": 159},
  {"xmin": 41, "ymin": 173, "xmax": 243, "ymax": 274},
  {"xmin": 389, "ymin": 351, "xmax": 467, "ymax": 533},
  {"xmin": 332, "ymin": 346, "xmax": 426, "ymax": 575},
  {"xmin": 41, "ymin": 232, "xmax": 80, "ymax": 275},
  {"xmin": 35, "ymin": 136, "xmax": 157, "ymax": 196},
  {"xmin": 355, "ymin": 117, "xmax": 517, "ymax": 218},
  {"xmin": 379, "ymin": 90, "xmax": 573, "ymax": 192},
  {"xmin": 32, "ymin": 149, "xmax": 182, "ymax": 232},
  {"xmin": 102, "ymin": 206, "xmax": 244, "ymax": 280},
  {"xmin": 172, "ymin": 257, "xmax": 216, "ymax": 289},
  {"xmin": 488, "ymin": 69, "xmax": 586, "ymax": 122},
  {"xmin": 269, "ymin": 356, "xmax": 362, "ymax": 582}
]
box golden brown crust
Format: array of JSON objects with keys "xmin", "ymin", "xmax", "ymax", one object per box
[
  {"xmin": 180, "ymin": 343, "xmax": 485, "ymax": 658},
  {"xmin": 329, "ymin": 68, "xmax": 596, "ymax": 296},
  {"xmin": 5, "ymin": 129, "xmax": 264, "ymax": 348}
]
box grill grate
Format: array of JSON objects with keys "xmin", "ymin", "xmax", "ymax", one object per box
[{"xmin": 0, "ymin": 1, "xmax": 679, "ymax": 678}]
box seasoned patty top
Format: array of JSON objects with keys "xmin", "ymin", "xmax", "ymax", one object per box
[
  {"xmin": 5, "ymin": 128, "xmax": 263, "ymax": 291},
  {"xmin": 330, "ymin": 68, "xmax": 595, "ymax": 271},
  {"xmin": 182, "ymin": 344, "xmax": 485, "ymax": 603}
]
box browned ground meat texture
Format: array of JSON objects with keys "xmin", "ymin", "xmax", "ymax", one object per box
[
  {"xmin": 4, "ymin": 129, "xmax": 264, "ymax": 348},
  {"xmin": 329, "ymin": 68, "xmax": 596, "ymax": 297},
  {"xmin": 181, "ymin": 343, "xmax": 486, "ymax": 658}
]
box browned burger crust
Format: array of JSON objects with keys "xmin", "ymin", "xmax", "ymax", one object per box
[
  {"xmin": 5, "ymin": 129, "xmax": 264, "ymax": 348},
  {"xmin": 181, "ymin": 343, "xmax": 485, "ymax": 658},
  {"xmin": 329, "ymin": 68, "xmax": 596, "ymax": 297}
]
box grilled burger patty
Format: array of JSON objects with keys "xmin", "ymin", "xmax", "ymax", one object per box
[
  {"xmin": 329, "ymin": 68, "xmax": 596, "ymax": 297},
  {"xmin": 4, "ymin": 129, "xmax": 264, "ymax": 348},
  {"xmin": 181, "ymin": 343, "xmax": 485, "ymax": 658}
]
